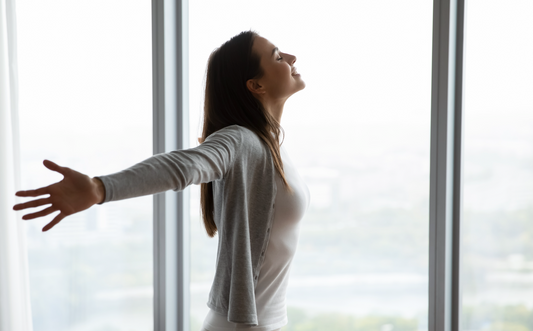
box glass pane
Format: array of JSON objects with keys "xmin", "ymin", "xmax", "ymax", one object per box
[
  {"xmin": 17, "ymin": 1, "xmax": 153, "ymax": 330},
  {"xmin": 461, "ymin": 1, "xmax": 533, "ymax": 330},
  {"xmin": 189, "ymin": 1, "xmax": 432, "ymax": 330}
]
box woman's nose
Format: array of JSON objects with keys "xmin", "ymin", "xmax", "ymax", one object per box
[
  {"xmin": 289, "ymin": 54, "xmax": 297, "ymax": 65},
  {"xmin": 283, "ymin": 52, "xmax": 297, "ymax": 65}
]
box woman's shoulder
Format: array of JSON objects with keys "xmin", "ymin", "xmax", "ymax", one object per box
[
  {"xmin": 205, "ymin": 125, "xmax": 262, "ymax": 146},
  {"xmin": 205, "ymin": 125, "xmax": 272, "ymax": 162},
  {"xmin": 214, "ymin": 124, "xmax": 256, "ymax": 137}
]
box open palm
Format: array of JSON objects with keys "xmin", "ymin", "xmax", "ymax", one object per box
[{"xmin": 13, "ymin": 160, "xmax": 104, "ymax": 232}]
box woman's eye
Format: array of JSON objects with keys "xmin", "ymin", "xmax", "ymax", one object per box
[{"xmin": 277, "ymin": 57, "xmax": 283, "ymax": 61}]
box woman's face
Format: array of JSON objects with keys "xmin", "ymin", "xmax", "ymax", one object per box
[{"xmin": 250, "ymin": 36, "xmax": 305, "ymax": 101}]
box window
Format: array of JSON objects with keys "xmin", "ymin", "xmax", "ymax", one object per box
[
  {"xmin": 17, "ymin": 1, "xmax": 533, "ymax": 330},
  {"xmin": 188, "ymin": 1, "xmax": 432, "ymax": 329},
  {"xmin": 17, "ymin": 1, "xmax": 153, "ymax": 330},
  {"xmin": 461, "ymin": 1, "xmax": 533, "ymax": 330}
]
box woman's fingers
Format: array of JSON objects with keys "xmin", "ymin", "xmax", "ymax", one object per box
[
  {"xmin": 13, "ymin": 197, "xmax": 51, "ymax": 211},
  {"xmin": 15, "ymin": 160, "xmax": 68, "ymax": 197},
  {"xmin": 22, "ymin": 206, "xmax": 57, "ymax": 220},
  {"xmin": 43, "ymin": 159, "xmax": 69, "ymax": 175},
  {"xmin": 15, "ymin": 186, "xmax": 49, "ymax": 197},
  {"xmin": 42, "ymin": 213, "xmax": 65, "ymax": 232}
]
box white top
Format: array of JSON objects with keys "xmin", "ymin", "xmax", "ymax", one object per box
[{"xmin": 202, "ymin": 144, "xmax": 310, "ymax": 331}]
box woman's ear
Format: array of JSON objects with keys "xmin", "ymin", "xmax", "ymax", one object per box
[{"xmin": 246, "ymin": 79, "xmax": 265, "ymax": 96}]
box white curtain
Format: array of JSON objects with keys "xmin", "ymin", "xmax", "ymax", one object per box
[{"xmin": 0, "ymin": 0, "xmax": 33, "ymax": 330}]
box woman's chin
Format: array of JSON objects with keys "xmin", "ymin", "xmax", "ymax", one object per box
[{"xmin": 287, "ymin": 81, "xmax": 306, "ymax": 97}]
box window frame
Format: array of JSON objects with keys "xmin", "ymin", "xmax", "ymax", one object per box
[
  {"xmin": 152, "ymin": 0, "xmax": 190, "ymax": 330},
  {"xmin": 429, "ymin": 0, "xmax": 465, "ymax": 330},
  {"xmin": 151, "ymin": 0, "xmax": 466, "ymax": 330}
]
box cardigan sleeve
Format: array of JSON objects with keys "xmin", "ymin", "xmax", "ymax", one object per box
[{"xmin": 95, "ymin": 125, "xmax": 243, "ymax": 203}]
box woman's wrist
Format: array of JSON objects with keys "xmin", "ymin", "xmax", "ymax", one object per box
[{"xmin": 91, "ymin": 177, "xmax": 106, "ymax": 204}]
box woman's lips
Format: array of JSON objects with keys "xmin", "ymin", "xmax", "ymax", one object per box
[{"xmin": 291, "ymin": 67, "xmax": 300, "ymax": 76}]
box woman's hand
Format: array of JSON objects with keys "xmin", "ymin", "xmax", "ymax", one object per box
[{"xmin": 13, "ymin": 160, "xmax": 105, "ymax": 232}]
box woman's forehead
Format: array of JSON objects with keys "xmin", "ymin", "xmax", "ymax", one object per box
[{"xmin": 253, "ymin": 36, "xmax": 276, "ymax": 56}]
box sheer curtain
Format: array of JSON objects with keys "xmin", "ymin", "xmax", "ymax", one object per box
[{"xmin": 0, "ymin": 0, "xmax": 33, "ymax": 330}]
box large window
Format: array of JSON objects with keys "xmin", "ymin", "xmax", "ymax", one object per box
[
  {"xmin": 188, "ymin": 1, "xmax": 432, "ymax": 330},
  {"xmin": 15, "ymin": 1, "xmax": 533, "ymax": 330},
  {"xmin": 461, "ymin": 1, "xmax": 533, "ymax": 330},
  {"xmin": 17, "ymin": 1, "xmax": 153, "ymax": 330}
]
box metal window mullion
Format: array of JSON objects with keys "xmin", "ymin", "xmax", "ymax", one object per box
[
  {"xmin": 152, "ymin": 0, "xmax": 189, "ymax": 330},
  {"xmin": 152, "ymin": 0, "xmax": 166, "ymax": 329},
  {"xmin": 451, "ymin": 0, "xmax": 466, "ymax": 329},
  {"xmin": 176, "ymin": 0, "xmax": 190, "ymax": 330},
  {"xmin": 429, "ymin": 0, "xmax": 465, "ymax": 330}
]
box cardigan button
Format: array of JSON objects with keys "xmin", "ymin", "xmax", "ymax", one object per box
[
  {"xmin": 273, "ymin": 204, "xmax": 275, "ymax": 208},
  {"xmin": 254, "ymin": 275, "xmax": 258, "ymax": 280},
  {"xmin": 261, "ymin": 251, "xmax": 265, "ymax": 256},
  {"xmin": 267, "ymin": 228, "xmax": 270, "ymax": 233}
]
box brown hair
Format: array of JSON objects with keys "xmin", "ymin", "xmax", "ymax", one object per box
[{"xmin": 199, "ymin": 30, "xmax": 293, "ymax": 237}]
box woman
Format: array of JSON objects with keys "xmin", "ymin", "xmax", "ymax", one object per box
[{"xmin": 13, "ymin": 30, "xmax": 310, "ymax": 331}]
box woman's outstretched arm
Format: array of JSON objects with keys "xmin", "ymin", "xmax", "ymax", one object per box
[
  {"xmin": 13, "ymin": 159, "xmax": 106, "ymax": 232},
  {"xmin": 13, "ymin": 125, "xmax": 245, "ymax": 232}
]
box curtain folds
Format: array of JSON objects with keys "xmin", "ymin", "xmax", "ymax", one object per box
[{"xmin": 0, "ymin": 0, "xmax": 33, "ymax": 330}]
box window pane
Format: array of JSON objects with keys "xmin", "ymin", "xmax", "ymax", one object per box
[
  {"xmin": 189, "ymin": 1, "xmax": 432, "ymax": 330},
  {"xmin": 17, "ymin": 1, "xmax": 153, "ymax": 330},
  {"xmin": 461, "ymin": 1, "xmax": 533, "ymax": 330}
]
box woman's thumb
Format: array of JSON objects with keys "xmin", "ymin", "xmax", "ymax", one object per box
[{"xmin": 43, "ymin": 159, "xmax": 67, "ymax": 175}]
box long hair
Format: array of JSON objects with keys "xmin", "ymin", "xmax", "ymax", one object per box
[{"xmin": 199, "ymin": 30, "xmax": 293, "ymax": 237}]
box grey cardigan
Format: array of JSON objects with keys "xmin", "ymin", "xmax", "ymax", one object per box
[{"xmin": 96, "ymin": 124, "xmax": 277, "ymax": 325}]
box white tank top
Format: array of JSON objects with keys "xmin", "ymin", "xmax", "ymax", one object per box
[{"xmin": 202, "ymin": 144, "xmax": 310, "ymax": 331}]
